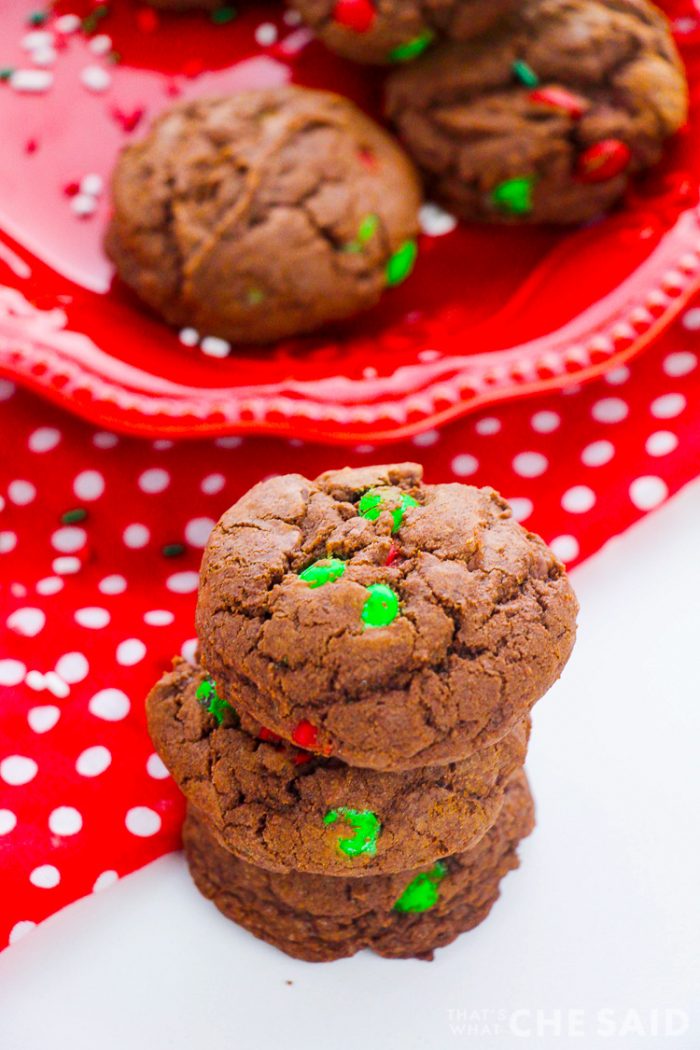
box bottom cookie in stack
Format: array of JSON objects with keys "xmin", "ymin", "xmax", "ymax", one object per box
[{"xmin": 183, "ymin": 771, "xmax": 535, "ymax": 962}]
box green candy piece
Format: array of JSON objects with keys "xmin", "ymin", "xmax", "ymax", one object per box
[
  {"xmin": 393, "ymin": 861, "xmax": 447, "ymax": 913},
  {"xmin": 61, "ymin": 507, "xmax": 87, "ymax": 524},
  {"xmin": 299, "ymin": 558, "xmax": 346, "ymax": 589},
  {"xmin": 491, "ymin": 176, "xmax": 535, "ymax": 216},
  {"xmin": 386, "ymin": 239, "xmax": 418, "ymax": 286},
  {"xmin": 389, "ymin": 30, "xmax": 434, "ymax": 63},
  {"xmin": 512, "ymin": 59, "xmax": 539, "ymax": 87},
  {"xmin": 344, "ymin": 213, "xmax": 379, "ymax": 253},
  {"xmin": 324, "ymin": 808, "xmax": 381, "ymax": 857},
  {"xmin": 195, "ymin": 677, "xmax": 234, "ymax": 727},
  {"xmin": 359, "ymin": 489, "xmax": 417, "ymax": 532},
  {"xmin": 362, "ymin": 583, "xmax": 399, "ymax": 628}
]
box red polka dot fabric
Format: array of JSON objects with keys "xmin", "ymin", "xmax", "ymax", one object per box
[{"xmin": 1, "ymin": 310, "xmax": 698, "ymax": 950}]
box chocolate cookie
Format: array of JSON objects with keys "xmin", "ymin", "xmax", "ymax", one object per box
[
  {"xmin": 287, "ymin": 0, "xmax": 516, "ymax": 65},
  {"xmin": 196, "ymin": 463, "xmax": 577, "ymax": 771},
  {"xmin": 385, "ymin": 0, "xmax": 688, "ymax": 224},
  {"xmin": 105, "ymin": 88, "xmax": 421, "ymax": 344},
  {"xmin": 147, "ymin": 658, "xmax": 529, "ymax": 875},
  {"xmin": 183, "ymin": 770, "xmax": 535, "ymax": 961}
]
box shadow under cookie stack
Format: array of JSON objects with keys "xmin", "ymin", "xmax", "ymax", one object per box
[{"xmin": 147, "ymin": 464, "xmax": 578, "ymax": 961}]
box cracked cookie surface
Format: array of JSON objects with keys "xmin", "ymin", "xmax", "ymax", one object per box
[
  {"xmin": 196, "ymin": 462, "xmax": 577, "ymax": 771},
  {"xmin": 183, "ymin": 770, "xmax": 535, "ymax": 960},
  {"xmin": 288, "ymin": 0, "xmax": 516, "ymax": 65},
  {"xmin": 105, "ymin": 87, "xmax": 421, "ymax": 343},
  {"xmin": 146, "ymin": 658, "xmax": 529, "ymax": 875},
  {"xmin": 385, "ymin": 0, "xmax": 687, "ymax": 224}
]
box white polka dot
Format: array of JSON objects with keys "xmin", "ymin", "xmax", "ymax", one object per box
[
  {"xmin": 0, "ymin": 659, "xmax": 26, "ymax": 686},
  {"xmin": 144, "ymin": 609, "xmax": 174, "ymax": 626},
  {"xmin": 646, "ymin": 430, "xmax": 678, "ymax": 457},
  {"xmin": 93, "ymin": 870, "xmax": 118, "ymax": 892},
  {"xmin": 181, "ymin": 638, "xmax": 197, "ymax": 663},
  {"xmin": 52, "ymin": 556, "xmax": 81, "ymax": 575},
  {"xmin": 412, "ymin": 429, "xmax": 440, "ymax": 447},
  {"xmin": 475, "ymin": 416, "xmax": 501, "ymax": 436},
  {"xmin": 650, "ymin": 393, "xmax": 686, "ymax": 419},
  {"xmin": 507, "ymin": 497, "xmax": 533, "ymax": 523},
  {"xmin": 37, "ymin": 576, "xmax": 64, "ymax": 595},
  {"xmin": 561, "ymin": 485, "xmax": 596, "ymax": 513},
  {"xmin": 549, "ymin": 535, "xmax": 580, "ymax": 562},
  {"xmin": 0, "ymin": 756, "xmax": 38, "ymax": 785},
  {"xmin": 591, "ymin": 397, "xmax": 629, "ymax": 423},
  {"xmin": 55, "ymin": 652, "xmax": 88, "ymax": 684},
  {"xmin": 51, "ymin": 526, "xmax": 86, "ymax": 553},
  {"xmin": 419, "ymin": 202, "xmax": 458, "ymax": 237},
  {"xmin": 0, "ymin": 809, "xmax": 17, "ymax": 835},
  {"xmin": 451, "ymin": 454, "xmax": 479, "ymax": 477},
  {"xmin": 530, "ymin": 411, "xmax": 560, "ymax": 434},
  {"xmin": 681, "ymin": 307, "xmax": 700, "ymax": 330},
  {"xmin": 99, "ymin": 574, "xmax": 127, "ymax": 595},
  {"xmin": 123, "ymin": 523, "xmax": 150, "ymax": 548},
  {"xmin": 254, "ymin": 21, "xmax": 277, "ymax": 44},
  {"xmin": 116, "ymin": 638, "xmax": 146, "ymax": 666},
  {"xmin": 166, "ymin": 571, "xmax": 199, "ymax": 594},
  {"xmin": 28, "ymin": 426, "xmax": 61, "ymax": 452},
  {"xmin": 89, "ymin": 688, "xmax": 130, "ymax": 721},
  {"xmin": 73, "ymin": 469, "xmax": 105, "ymax": 501},
  {"xmin": 48, "ymin": 806, "xmax": 83, "ymax": 836},
  {"xmin": 604, "ymin": 365, "xmax": 630, "ymax": 385},
  {"xmin": 146, "ymin": 753, "xmax": 169, "ymax": 780},
  {"xmin": 138, "ymin": 468, "xmax": 170, "ymax": 494},
  {"xmin": 7, "ymin": 607, "xmax": 45, "ymax": 637},
  {"xmin": 93, "ymin": 431, "xmax": 118, "ymax": 449},
  {"xmin": 581, "ymin": 440, "xmax": 615, "ymax": 467},
  {"xmin": 76, "ymin": 745, "xmax": 111, "ymax": 777},
  {"xmin": 9, "ymin": 921, "xmax": 36, "ymax": 945},
  {"xmin": 0, "ymin": 531, "xmax": 17, "ymax": 554},
  {"xmin": 30, "ymin": 864, "xmax": 60, "ymax": 889},
  {"xmin": 28, "ymin": 706, "xmax": 60, "ymax": 734},
  {"xmin": 512, "ymin": 451, "xmax": 548, "ymax": 478},
  {"xmin": 8, "ymin": 480, "xmax": 36, "ymax": 505},
  {"xmin": 629, "ymin": 475, "xmax": 668, "ymax": 511},
  {"xmin": 0, "ymin": 379, "xmax": 16, "ymax": 400},
  {"xmin": 184, "ymin": 517, "xmax": 214, "ymax": 548},
  {"xmin": 663, "ymin": 350, "xmax": 697, "ymax": 377},
  {"xmin": 201, "ymin": 473, "xmax": 225, "ymax": 495},
  {"xmin": 75, "ymin": 607, "xmax": 110, "ymax": 629},
  {"xmin": 215, "ymin": 436, "xmax": 243, "ymax": 449},
  {"xmin": 125, "ymin": 806, "xmax": 162, "ymax": 837}
]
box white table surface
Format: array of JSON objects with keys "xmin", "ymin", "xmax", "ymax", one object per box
[{"xmin": 1, "ymin": 478, "xmax": 699, "ymax": 1050}]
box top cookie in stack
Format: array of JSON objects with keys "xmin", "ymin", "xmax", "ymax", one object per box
[{"xmin": 196, "ymin": 463, "xmax": 578, "ymax": 771}]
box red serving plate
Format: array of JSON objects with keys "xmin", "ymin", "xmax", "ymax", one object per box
[{"xmin": 1, "ymin": 0, "xmax": 700, "ymax": 444}]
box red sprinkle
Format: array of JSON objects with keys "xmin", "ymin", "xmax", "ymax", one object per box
[
  {"xmin": 64, "ymin": 181, "xmax": 80, "ymax": 197},
  {"xmin": 136, "ymin": 7, "xmax": 159, "ymax": 33},
  {"xmin": 291, "ymin": 720, "xmax": 320, "ymax": 750},
  {"xmin": 576, "ymin": 139, "xmax": 632, "ymax": 183},
  {"xmin": 385, "ymin": 544, "xmax": 401, "ymax": 567},
  {"xmin": 293, "ymin": 751, "xmax": 312, "ymax": 765},
  {"xmin": 258, "ymin": 727, "xmax": 283, "ymax": 744},
  {"xmin": 112, "ymin": 106, "xmax": 145, "ymax": 133},
  {"xmin": 25, "ymin": 139, "xmax": 38, "ymax": 155},
  {"xmin": 529, "ymin": 86, "xmax": 587, "ymax": 119},
  {"xmin": 357, "ymin": 147, "xmax": 379, "ymax": 171},
  {"xmin": 332, "ymin": 0, "xmax": 376, "ymax": 32}
]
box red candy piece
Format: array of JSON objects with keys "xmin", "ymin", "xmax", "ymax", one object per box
[
  {"xmin": 576, "ymin": 139, "xmax": 632, "ymax": 183},
  {"xmin": 333, "ymin": 0, "xmax": 376, "ymax": 33},
  {"xmin": 293, "ymin": 751, "xmax": 313, "ymax": 765},
  {"xmin": 259, "ymin": 727, "xmax": 282, "ymax": 744},
  {"xmin": 292, "ymin": 720, "xmax": 320, "ymax": 749},
  {"xmin": 529, "ymin": 86, "xmax": 587, "ymax": 119},
  {"xmin": 385, "ymin": 544, "xmax": 400, "ymax": 567}
]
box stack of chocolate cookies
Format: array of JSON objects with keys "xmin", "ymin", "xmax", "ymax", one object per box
[{"xmin": 146, "ymin": 463, "xmax": 578, "ymax": 961}]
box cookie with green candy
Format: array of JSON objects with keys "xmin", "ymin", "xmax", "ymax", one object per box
[
  {"xmin": 197, "ymin": 463, "xmax": 577, "ymax": 771},
  {"xmin": 287, "ymin": 0, "xmax": 516, "ymax": 65},
  {"xmin": 146, "ymin": 658, "xmax": 530, "ymax": 875},
  {"xmin": 385, "ymin": 0, "xmax": 687, "ymax": 224},
  {"xmin": 182, "ymin": 771, "xmax": 535, "ymax": 962}
]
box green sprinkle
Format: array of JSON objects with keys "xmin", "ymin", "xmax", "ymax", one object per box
[
  {"xmin": 0, "ymin": 69, "xmax": 15, "ymax": 82},
  {"xmin": 323, "ymin": 808, "xmax": 381, "ymax": 857},
  {"xmin": 82, "ymin": 5, "xmax": 108, "ymax": 34},
  {"xmin": 362, "ymin": 583, "xmax": 399, "ymax": 628},
  {"xmin": 358, "ymin": 489, "xmax": 417, "ymax": 532},
  {"xmin": 61, "ymin": 508, "xmax": 87, "ymax": 524},
  {"xmin": 299, "ymin": 558, "xmax": 346, "ymax": 589},
  {"xmin": 211, "ymin": 6, "xmax": 236, "ymax": 23},
  {"xmin": 386, "ymin": 239, "xmax": 417, "ymax": 286},
  {"xmin": 394, "ymin": 861, "xmax": 447, "ymax": 913},
  {"xmin": 162, "ymin": 543, "xmax": 185, "ymax": 558},
  {"xmin": 389, "ymin": 30, "xmax": 434, "ymax": 63},
  {"xmin": 195, "ymin": 677, "xmax": 235, "ymax": 727},
  {"xmin": 28, "ymin": 11, "xmax": 48, "ymax": 26},
  {"xmin": 512, "ymin": 59, "xmax": 539, "ymax": 87},
  {"xmin": 343, "ymin": 213, "xmax": 379, "ymax": 254},
  {"xmin": 247, "ymin": 288, "xmax": 265, "ymax": 305},
  {"xmin": 108, "ymin": 51, "xmax": 122, "ymax": 64},
  {"xmin": 491, "ymin": 176, "xmax": 535, "ymax": 216}
]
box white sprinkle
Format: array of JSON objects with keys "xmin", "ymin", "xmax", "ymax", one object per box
[
  {"xmin": 255, "ymin": 22, "xmax": 278, "ymax": 46},
  {"xmin": 80, "ymin": 65, "xmax": 111, "ymax": 94},
  {"xmin": 70, "ymin": 193, "xmax": 97, "ymax": 218},
  {"xmin": 10, "ymin": 69, "xmax": 54, "ymax": 94},
  {"xmin": 179, "ymin": 327, "xmax": 199, "ymax": 347},
  {"xmin": 32, "ymin": 46, "xmax": 58, "ymax": 67},
  {"xmin": 24, "ymin": 670, "xmax": 47, "ymax": 692},
  {"xmin": 21, "ymin": 31, "xmax": 53, "ymax": 52},
  {"xmin": 200, "ymin": 335, "xmax": 231, "ymax": 358},
  {"xmin": 52, "ymin": 556, "xmax": 81, "ymax": 575},
  {"xmin": 80, "ymin": 173, "xmax": 104, "ymax": 198},
  {"xmin": 55, "ymin": 14, "xmax": 81, "ymax": 34},
  {"xmin": 36, "ymin": 576, "xmax": 64, "ymax": 595},
  {"xmin": 89, "ymin": 34, "xmax": 112, "ymax": 56},
  {"xmin": 44, "ymin": 672, "xmax": 70, "ymax": 699},
  {"xmin": 419, "ymin": 202, "xmax": 458, "ymax": 237}
]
